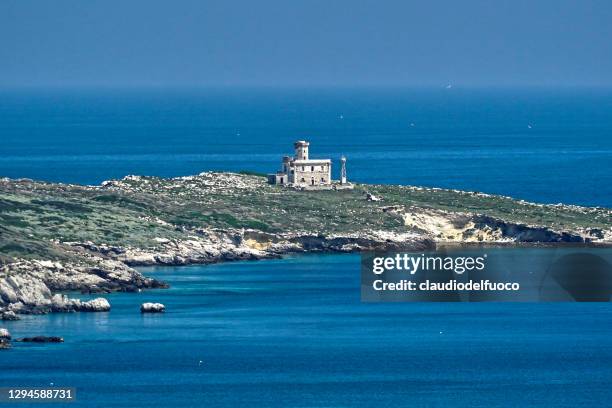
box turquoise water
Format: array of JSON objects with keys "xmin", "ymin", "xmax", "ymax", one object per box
[
  {"xmin": 2, "ymin": 254, "xmax": 612, "ymax": 407},
  {"xmin": 1, "ymin": 87, "xmax": 611, "ymax": 207}
]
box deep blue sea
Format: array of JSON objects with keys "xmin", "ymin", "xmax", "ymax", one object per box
[
  {"xmin": 1, "ymin": 88, "xmax": 612, "ymax": 406},
  {"xmin": 3, "ymin": 254, "xmax": 612, "ymax": 407},
  {"xmin": 1, "ymin": 87, "xmax": 611, "ymax": 207}
]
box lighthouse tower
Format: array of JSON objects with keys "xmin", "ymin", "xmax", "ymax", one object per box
[
  {"xmin": 340, "ymin": 156, "xmax": 347, "ymax": 184},
  {"xmin": 294, "ymin": 140, "xmax": 309, "ymax": 160}
]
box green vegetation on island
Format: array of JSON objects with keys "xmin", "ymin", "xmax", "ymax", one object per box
[{"xmin": 0, "ymin": 172, "xmax": 610, "ymax": 263}]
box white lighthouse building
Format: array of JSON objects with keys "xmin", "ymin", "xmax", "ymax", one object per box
[{"xmin": 269, "ymin": 140, "xmax": 354, "ymax": 189}]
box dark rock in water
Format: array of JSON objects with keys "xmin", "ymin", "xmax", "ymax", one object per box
[
  {"xmin": 140, "ymin": 302, "xmax": 165, "ymax": 313},
  {"xmin": 1, "ymin": 311, "xmax": 19, "ymax": 321},
  {"xmin": 18, "ymin": 336, "xmax": 64, "ymax": 343}
]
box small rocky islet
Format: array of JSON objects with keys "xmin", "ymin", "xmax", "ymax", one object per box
[
  {"xmin": 141, "ymin": 302, "xmax": 165, "ymax": 313},
  {"xmin": 0, "ymin": 327, "xmax": 10, "ymax": 349},
  {"xmin": 1, "ymin": 171, "xmax": 611, "ymax": 321}
]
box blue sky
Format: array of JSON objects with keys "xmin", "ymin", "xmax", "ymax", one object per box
[{"xmin": 1, "ymin": 0, "xmax": 611, "ymax": 87}]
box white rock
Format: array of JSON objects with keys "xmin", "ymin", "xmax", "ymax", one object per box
[
  {"xmin": 140, "ymin": 302, "xmax": 165, "ymax": 313},
  {"xmin": 0, "ymin": 328, "xmax": 11, "ymax": 340},
  {"xmin": 79, "ymin": 298, "xmax": 111, "ymax": 312},
  {"xmin": 36, "ymin": 260, "xmax": 57, "ymax": 269},
  {"xmin": 51, "ymin": 294, "xmax": 74, "ymax": 310}
]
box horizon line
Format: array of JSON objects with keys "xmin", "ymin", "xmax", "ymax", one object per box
[{"xmin": 2, "ymin": 83, "xmax": 612, "ymax": 91}]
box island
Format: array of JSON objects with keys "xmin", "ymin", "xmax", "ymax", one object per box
[{"xmin": 1, "ymin": 171, "xmax": 611, "ymax": 319}]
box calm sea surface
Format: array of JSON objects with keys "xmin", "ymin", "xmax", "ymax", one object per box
[
  {"xmin": 1, "ymin": 89, "xmax": 612, "ymax": 406},
  {"xmin": 3, "ymin": 254, "xmax": 612, "ymax": 407},
  {"xmin": 1, "ymin": 87, "xmax": 611, "ymax": 207}
]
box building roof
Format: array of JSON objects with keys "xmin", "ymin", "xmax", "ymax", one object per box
[{"xmin": 293, "ymin": 159, "xmax": 331, "ymax": 164}]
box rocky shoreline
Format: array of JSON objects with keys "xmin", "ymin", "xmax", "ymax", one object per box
[
  {"xmin": 0, "ymin": 258, "xmax": 165, "ymax": 319},
  {"xmin": 0, "ymin": 219, "xmax": 598, "ymax": 321},
  {"xmin": 1, "ymin": 227, "xmax": 434, "ymax": 319}
]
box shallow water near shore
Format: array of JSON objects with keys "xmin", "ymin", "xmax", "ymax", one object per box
[{"xmin": 2, "ymin": 253, "xmax": 612, "ymax": 407}]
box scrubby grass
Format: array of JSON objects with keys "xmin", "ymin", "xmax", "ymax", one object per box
[{"xmin": 0, "ymin": 172, "xmax": 609, "ymax": 260}]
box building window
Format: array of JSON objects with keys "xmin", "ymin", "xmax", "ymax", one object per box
[
  {"xmin": 300, "ymin": 177, "xmax": 305, "ymax": 182},
  {"xmin": 311, "ymin": 178, "xmax": 315, "ymax": 185},
  {"xmin": 311, "ymin": 166, "xmax": 314, "ymax": 171},
  {"xmin": 280, "ymin": 177, "xmax": 284, "ymax": 184},
  {"xmin": 321, "ymin": 178, "xmax": 325, "ymax": 182}
]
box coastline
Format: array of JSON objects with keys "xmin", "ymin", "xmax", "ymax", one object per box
[{"xmin": 1, "ymin": 171, "xmax": 611, "ymax": 320}]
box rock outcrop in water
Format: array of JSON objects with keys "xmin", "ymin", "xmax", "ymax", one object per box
[
  {"xmin": 141, "ymin": 302, "xmax": 165, "ymax": 313},
  {"xmin": 0, "ymin": 328, "xmax": 11, "ymax": 349},
  {"xmin": 0, "ymin": 259, "xmax": 163, "ymax": 316},
  {"xmin": 1, "ymin": 311, "xmax": 18, "ymax": 321},
  {"xmin": 0, "ymin": 172, "xmax": 610, "ymax": 318},
  {"xmin": 51, "ymin": 295, "xmax": 111, "ymax": 312},
  {"xmin": 17, "ymin": 336, "xmax": 64, "ymax": 343}
]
